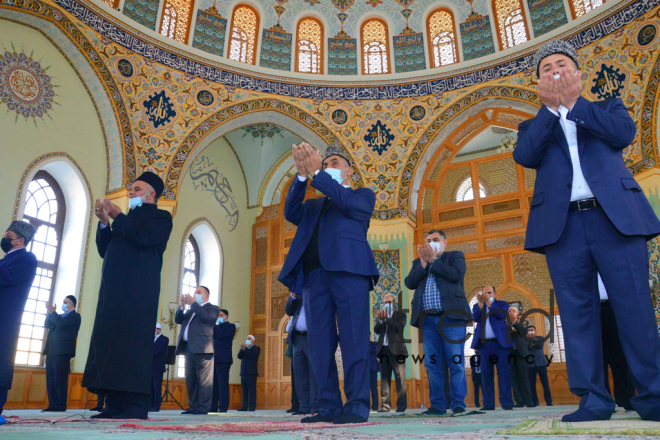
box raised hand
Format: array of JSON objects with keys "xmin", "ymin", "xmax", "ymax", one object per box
[
  {"xmin": 557, "ymin": 67, "xmax": 582, "ymax": 110},
  {"xmin": 103, "ymin": 198, "xmax": 122, "ymax": 220},
  {"xmin": 538, "ymin": 72, "xmax": 560, "ymax": 112},
  {"xmin": 94, "ymin": 198, "xmax": 110, "ymax": 225},
  {"xmin": 292, "ymin": 144, "xmax": 307, "ymax": 177},
  {"xmin": 300, "ymin": 143, "xmax": 322, "ymax": 175}
]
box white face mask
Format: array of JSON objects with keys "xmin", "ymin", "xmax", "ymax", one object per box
[
  {"xmin": 488, "ymin": 296, "xmax": 495, "ymax": 303},
  {"xmin": 384, "ymin": 303, "xmax": 394, "ymax": 313},
  {"xmin": 325, "ymin": 167, "xmax": 348, "ymax": 185},
  {"xmin": 429, "ymin": 241, "xmax": 443, "ymax": 255}
]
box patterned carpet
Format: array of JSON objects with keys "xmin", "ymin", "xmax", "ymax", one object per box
[{"xmin": 0, "ymin": 406, "xmax": 658, "ymax": 439}]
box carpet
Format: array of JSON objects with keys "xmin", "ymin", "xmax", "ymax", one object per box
[
  {"xmin": 500, "ymin": 418, "xmax": 660, "ymax": 435},
  {"xmin": 389, "ymin": 410, "xmax": 484, "ymax": 418},
  {"xmin": 117, "ymin": 420, "xmax": 382, "ymax": 433},
  {"xmin": 3, "ymin": 415, "xmax": 170, "ymax": 425}
]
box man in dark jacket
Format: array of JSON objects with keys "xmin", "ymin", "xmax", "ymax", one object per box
[
  {"xmin": 0, "ymin": 221, "xmax": 37, "ymax": 423},
  {"xmin": 369, "ymin": 340, "xmax": 379, "ymax": 411},
  {"xmin": 211, "ymin": 309, "xmax": 236, "ymax": 412},
  {"xmin": 374, "ymin": 293, "xmax": 408, "ymax": 413},
  {"xmin": 175, "ymin": 286, "xmax": 220, "ymax": 415},
  {"xmin": 42, "ymin": 294, "xmax": 81, "ymax": 412},
  {"xmin": 527, "ymin": 326, "xmax": 552, "ymax": 406},
  {"xmin": 84, "ymin": 172, "xmax": 173, "ymax": 420},
  {"xmin": 151, "ymin": 323, "xmax": 169, "ymax": 412},
  {"xmin": 404, "ymin": 229, "xmax": 472, "ymax": 415},
  {"xmin": 508, "ymin": 307, "xmax": 533, "ymax": 408},
  {"xmin": 238, "ymin": 335, "xmax": 260, "ymax": 411}
]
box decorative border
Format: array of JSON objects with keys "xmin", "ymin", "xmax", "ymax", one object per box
[
  {"xmin": 36, "ymin": 0, "xmax": 660, "ymax": 99},
  {"xmin": 12, "ymin": 152, "xmax": 94, "ymax": 312},
  {"xmin": 639, "ymin": 51, "xmax": 660, "ymax": 172}
]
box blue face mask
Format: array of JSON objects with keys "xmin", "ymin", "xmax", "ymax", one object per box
[
  {"xmin": 217, "ymin": 317, "xmax": 225, "ymax": 325},
  {"xmin": 246, "ymin": 339, "xmax": 252, "ymax": 346},
  {"xmin": 324, "ymin": 167, "xmax": 347, "ymax": 185},
  {"xmin": 195, "ymin": 294, "xmax": 203, "ymax": 304},
  {"xmin": 384, "ymin": 303, "xmax": 393, "ymax": 313},
  {"xmin": 128, "ymin": 195, "xmax": 143, "ymax": 210},
  {"xmin": 61, "ymin": 304, "xmax": 69, "ymax": 312}
]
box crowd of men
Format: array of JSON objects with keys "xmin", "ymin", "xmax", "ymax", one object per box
[{"xmin": 2, "ymin": 37, "xmax": 660, "ymax": 426}]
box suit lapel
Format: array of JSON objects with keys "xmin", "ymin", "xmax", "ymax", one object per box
[
  {"xmin": 577, "ymin": 126, "xmax": 587, "ymax": 159},
  {"xmin": 552, "ymin": 124, "xmax": 571, "ymax": 163}
]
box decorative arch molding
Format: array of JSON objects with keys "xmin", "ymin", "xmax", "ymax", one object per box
[
  {"xmin": 0, "ymin": 0, "xmax": 136, "ymax": 190},
  {"xmin": 12, "ymin": 152, "xmax": 94, "ymax": 311},
  {"xmin": 175, "ymin": 217, "xmax": 225, "ymax": 306},
  {"xmin": 165, "ymin": 99, "xmax": 361, "ymax": 200},
  {"xmin": 396, "ymin": 85, "xmax": 541, "ymax": 221},
  {"xmin": 496, "ymin": 282, "xmax": 544, "ymax": 309},
  {"xmin": 639, "ymin": 49, "xmax": 660, "ymax": 173}
]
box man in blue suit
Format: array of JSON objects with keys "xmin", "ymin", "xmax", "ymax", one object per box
[
  {"xmin": 471, "ymin": 286, "xmax": 513, "ymax": 410},
  {"xmin": 211, "ymin": 309, "xmax": 236, "ymax": 413},
  {"xmin": 278, "ymin": 143, "xmax": 379, "ymax": 424},
  {"xmin": 0, "ymin": 221, "xmax": 37, "ymax": 424},
  {"xmin": 514, "ymin": 39, "xmax": 660, "ymax": 422},
  {"xmin": 285, "ymin": 292, "xmax": 318, "ymax": 415},
  {"xmin": 151, "ymin": 324, "xmax": 169, "ymax": 412}
]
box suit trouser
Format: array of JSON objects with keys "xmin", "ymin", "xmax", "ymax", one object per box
[
  {"xmin": 211, "ymin": 363, "xmax": 232, "ymax": 412},
  {"xmin": 241, "ymin": 375, "xmax": 257, "ymax": 410},
  {"xmin": 378, "ymin": 346, "xmax": 407, "ymax": 410},
  {"xmin": 370, "ymin": 370, "xmax": 379, "ymax": 410},
  {"xmin": 601, "ymin": 301, "xmax": 636, "ymax": 410},
  {"xmin": 94, "ymin": 392, "xmax": 106, "ymax": 410},
  {"xmin": 544, "ymin": 206, "xmax": 660, "ymax": 419},
  {"xmin": 0, "ymin": 387, "xmax": 7, "ymax": 415},
  {"xmin": 183, "ymin": 343, "xmax": 214, "ymax": 413},
  {"xmin": 479, "ymin": 341, "xmax": 513, "ymax": 408},
  {"xmin": 151, "ymin": 371, "xmax": 164, "ymax": 410},
  {"xmin": 105, "ymin": 390, "xmax": 150, "ymax": 418},
  {"xmin": 510, "ymin": 351, "xmax": 533, "ymax": 406},
  {"xmin": 290, "ymin": 362, "xmax": 299, "ymax": 410},
  {"xmin": 304, "ymin": 269, "xmax": 371, "ymax": 420},
  {"xmin": 292, "ymin": 332, "xmax": 319, "ymax": 413},
  {"xmin": 46, "ymin": 355, "xmax": 72, "ymax": 410},
  {"xmin": 529, "ymin": 366, "xmax": 552, "ymax": 405},
  {"xmin": 472, "ymin": 372, "xmax": 481, "ymax": 407}
]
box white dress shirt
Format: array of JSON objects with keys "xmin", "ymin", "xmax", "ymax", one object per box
[
  {"xmin": 547, "ymin": 105, "xmax": 594, "ymax": 201},
  {"xmin": 597, "ymin": 273, "xmax": 609, "ymax": 301},
  {"xmin": 379, "ymin": 309, "xmax": 394, "ymax": 346},
  {"xmin": 298, "ymin": 172, "xmax": 351, "ymax": 188},
  {"xmin": 484, "ymin": 304, "xmax": 496, "ymax": 339},
  {"xmin": 182, "ymin": 301, "xmax": 210, "ymax": 341},
  {"xmin": 290, "ymin": 294, "xmax": 307, "ymax": 332},
  {"xmin": 154, "ymin": 333, "xmax": 161, "ymax": 342}
]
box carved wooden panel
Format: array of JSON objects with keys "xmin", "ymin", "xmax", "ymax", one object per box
[
  {"xmin": 268, "ymin": 335, "xmax": 280, "ymax": 379},
  {"xmin": 27, "ymin": 372, "xmax": 46, "ymax": 401},
  {"xmin": 270, "ymin": 269, "xmax": 290, "ymax": 331},
  {"xmin": 253, "ymin": 272, "xmax": 267, "ymax": 315},
  {"xmin": 270, "ymin": 221, "xmax": 280, "ymax": 266},
  {"xmin": 254, "ymin": 333, "xmax": 266, "ymax": 377}
]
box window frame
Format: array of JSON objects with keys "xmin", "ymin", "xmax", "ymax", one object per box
[
  {"xmin": 157, "ymin": 0, "xmax": 195, "ymax": 44},
  {"xmin": 182, "ymin": 234, "xmax": 201, "ymax": 297},
  {"xmin": 568, "ymin": 0, "xmax": 605, "ymax": 19},
  {"xmin": 492, "ymin": 0, "xmax": 531, "ymax": 51},
  {"xmin": 227, "ymin": 4, "xmax": 260, "ymax": 65},
  {"xmin": 426, "ymin": 8, "xmax": 460, "ymax": 68},
  {"xmin": 360, "ymin": 18, "xmax": 392, "ymax": 75},
  {"xmin": 294, "ymin": 17, "xmax": 324, "ymax": 75}
]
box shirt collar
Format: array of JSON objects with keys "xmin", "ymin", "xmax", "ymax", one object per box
[
  {"xmin": 6, "ymin": 247, "xmax": 25, "ymax": 255},
  {"xmin": 62, "ymin": 309, "xmax": 73, "ymax": 317}
]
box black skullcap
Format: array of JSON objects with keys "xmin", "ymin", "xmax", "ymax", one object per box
[{"xmin": 135, "ymin": 171, "xmax": 165, "ymax": 199}]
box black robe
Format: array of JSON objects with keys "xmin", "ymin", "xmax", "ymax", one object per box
[
  {"xmin": 0, "ymin": 248, "xmax": 38, "ymax": 389},
  {"xmin": 82, "ymin": 204, "xmax": 172, "ymax": 395}
]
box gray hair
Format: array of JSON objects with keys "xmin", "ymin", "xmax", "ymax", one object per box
[{"xmin": 383, "ymin": 293, "xmax": 396, "ymax": 301}]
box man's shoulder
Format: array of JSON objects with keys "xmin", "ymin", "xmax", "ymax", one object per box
[
  {"xmin": 443, "ymin": 250, "xmax": 464, "ymax": 259},
  {"xmin": 153, "ymin": 208, "xmax": 173, "ymax": 220}
]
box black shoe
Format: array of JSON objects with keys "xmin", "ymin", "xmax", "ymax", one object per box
[
  {"xmin": 292, "ymin": 411, "xmax": 309, "ymax": 415},
  {"xmin": 371, "ymin": 407, "xmax": 378, "ymax": 411},
  {"xmin": 514, "ymin": 403, "xmax": 524, "ymax": 408},
  {"xmin": 503, "ymin": 406, "xmax": 513, "ymax": 410},
  {"xmin": 474, "ymin": 403, "xmax": 480, "ymax": 408},
  {"xmin": 302, "ymin": 413, "xmax": 335, "ymax": 424},
  {"xmin": 526, "ymin": 404, "xmax": 536, "ymax": 408},
  {"xmin": 421, "ymin": 407, "xmax": 446, "ymax": 415},
  {"xmin": 113, "ymin": 412, "xmax": 148, "ymax": 420},
  {"xmin": 192, "ymin": 410, "xmax": 208, "ymax": 415},
  {"xmin": 547, "ymin": 403, "xmax": 553, "ymax": 406},
  {"xmin": 150, "ymin": 408, "xmax": 159, "ymax": 412},
  {"xmin": 395, "ymin": 408, "xmax": 406, "ymax": 413},
  {"xmin": 218, "ymin": 410, "xmax": 228, "ymax": 413},
  {"xmin": 181, "ymin": 409, "xmax": 195, "ymax": 415},
  {"xmin": 378, "ymin": 407, "xmax": 390, "ymax": 412},
  {"xmin": 41, "ymin": 408, "xmax": 65, "ymax": 412},
  {"xmin": 334, "ymin": 413, "xmax": 367, "ymax": 424},
  {"xmin": 286, "ymin": 408, "xmax": 299, "ymax": 413},
  {"xmin": 237, "ymin": 408, "xmax": 248, "ymax": 412},
  {"xmin": 91, "ymin": 409, "xmax": 119, "ymax": 419},
  {"xmin": 248, "ymin": 409, "xmax": 256, "ymax": 412},
  {"xmin": 452, "ymin": 407, "xmax": 465, "ymax": 414},
  {"xmin": 89, "ymin": 406, "xmax": 103, "ymax": 412},
  {"xmin": 562, "ymin": 407, "xmax": 608, "ymax": 422},
  {"xmin": 480, "ymin": 407, "xmax": 495, "ymax": 411}
]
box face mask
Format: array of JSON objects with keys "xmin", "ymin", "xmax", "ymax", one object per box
[
  {"xmin": 246, "ymin": 339, "xmax": 252, "ymax": 346},
  {"xmin": 429, "ymin": 241, "xmax": 443, "ymax": 254},
  {"xmin": 325, "ymin": 167, "xmax": 347, "ymax": 185},
  {"xmin": 61, "ymin": 304, "xmax": 69, "ymax": 312},
  {"xmin": 217, "ymin": 318, "xmax": 224, "ymax": 325},
  {"xmin": 488, "ymin": 296, "xmax": 495, "ymax": 303},
  {"xmin": 1, "ymin": 237, "xmax": 15, "ymax": 253},
  {"xmin": 128, "ymin": 196, "xmax": 143, "ymax": 210},
  {"xmin": 155, "ymin": 332, "xmax": 159, "ymax": 338},
  {"xmin": 195, "ymin": 294, "xmax": 203, "ymax": 304},
  {"xmin": 384, "ymin": 303, "xmax": 393, "ymax": 313}
]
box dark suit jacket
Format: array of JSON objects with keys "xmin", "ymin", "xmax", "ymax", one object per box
[
  {"xmin": 238, "ymin": 345, "xmax": 261, "ymax": 376},
  {"xmin": 369, "ymin": 341, "xmax": 379, "ymax": 373},
  {"xmin": 405, "ymin": 252, "xmax": 472, "ymax": 326},
  {"xmin": 509, "ymin": 320, "xmax": 530, "ymax": 356},
  {"xmin": 514, "ymin": 97, "xmax": 660, "ymax": 253},
  {"xmin": 175, "ymin": 302, "xmax": 220, "ymax": 355},
  {"xmin": 42, "ymin": 310, "xmax": 81, "ymax": 357},
  {"xmin": 213, "ymin": 322, "xmax": 236, "ymax": 364},
  {"xmin": 278, "ymin": 170, "xmax": 379, "ymax": 294},
  {"xmin": 284, "ymin": 295, "xmax": 304, "ymax": 345},
  {"xmin": 153, "ymin": 334, "xmax": 169, "ymax": 373},
  {"xmin": 471, "ymin": 300, "xmax": 514, "ymax": 350},
  {"xmin": 374, "ymin": 310, "xmax": 409, "ymax": 357},
  {"xmin": 528, "ymin": 336, "xmax": 548, "ymax": 367}
]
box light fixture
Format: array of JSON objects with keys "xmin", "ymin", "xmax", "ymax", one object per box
[
  {"xmin": 497, "ymin": 135, "xmax": 517, "ymax": 154},
  {"xmin": 162, "ymin": 302, "xmax": 178, "ymax": 331},
  {"xmin": 379, "ymin": 243, "xmax": 389, "ymax": 251},
  {"xmin": 233, "ymin": 321, "xmax": 242, "ymax": 340}
]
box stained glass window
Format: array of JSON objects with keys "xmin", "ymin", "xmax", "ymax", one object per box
[
  {"xmin": 159, "ymin": 0, "xmax": 194, "ymax": 44},
  {"xmin": 545, "ymin": 315, "xmax": 567, "ymax": 362},
  {"xmin": 296, "ymin": 18, "xmax": 323, "ymax": 74},
  {"xmin": 427, "ymin": 9, "xmax": 458, "ymax": 67},
  {"xmin": 456, "ymin": 177, "xmax": 486, "ymax": 202},
  {"xmin": 176, "ymin": 236, "xmax": 200, "ymax": 378},
  {"xmin": 361, "ymin": 19, "xmax": 390, "ymax": 75},
  {"xmin": 228, "ymin": 5, "xmax": 259, "ymax": 65},
  {"xmin": 570, "ymin": 0, "xmax": 604, "ymax": 18},
  {"xmin": 16, "ymin": 171, "xmax": 66, "ymax": 366},
  {"xmin": 494, "ymin": 0, "xmax": 529, "ymax": 50}
]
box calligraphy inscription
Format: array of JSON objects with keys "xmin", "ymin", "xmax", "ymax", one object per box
[
  {"xmin": 590, "ymin": 64, "xmax": 626, "ymax": 99},
  {"xmin": 142, "ymin": 90, "xmax": 177, "ymax": 129},
  {"xmin": 363, "ymin": 120, "xmax": 395, "ymax": 156},
  {"xmin": 332, "ymin": 109, "xmax": 348, "ymax": 125},
  {"xmin": 189, "ymin": 155, "xmax": 239, "ymax": 231},
  {"xmin": 409, "ymin": 105, "xmax": 425, "ymax": 121}
]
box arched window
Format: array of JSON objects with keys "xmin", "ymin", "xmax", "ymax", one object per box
[
  {"xmin": 296, "ymin": 17, "xmax": 323, "ymax": 74},
  {"xmin": 159, "ymin": 0, "xmax": 195, "ymax": 44},
  {"xmin": 228, "ymin": 5, "xmax": 259, "ymax": 65},
  {"xmin": 101, "ymin": 0, "xmax": 119, "ymax": 8},
  {"xmin": 427, "ymin": 9, "xmax": 459, "ymax": 67},
  {"xmin": 569, "ymin": 0, "xmax": 604, "ymax": 18},
  {"xmin": 361, "ymin": 19, "xmax": 391, "ymax": 75},
  {"xmin": 16, "ymin": 171, "xmax": 66, "ymax": 366},
  {"xmin": 493, "ymin": 0, "xmax": 529, "ymax": 50},
  {"xmin": 456, "ymin": 177, "xmax": 486, "ymax": 202},
  {"xmin": 182, "ymin": 235, "xmax": 200, "ymax": 297}
]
